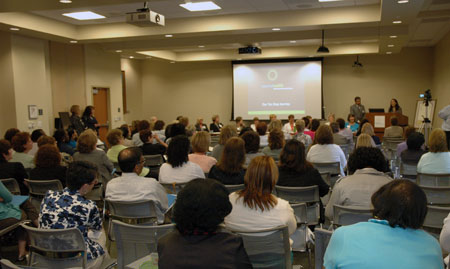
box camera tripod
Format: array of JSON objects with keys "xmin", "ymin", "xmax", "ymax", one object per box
[{"xmin": 418, "ymin": 98, "xmax": 432, "ymax": 147}]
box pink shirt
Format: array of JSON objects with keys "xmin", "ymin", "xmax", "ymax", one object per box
[{"xmin": 188, "ymin": 153, "xmax": 217, "ymax": 173}]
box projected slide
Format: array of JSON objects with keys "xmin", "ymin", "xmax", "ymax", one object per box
[{"xmin": 233, "ymin": 61, "xmax": 322, "ymax": 120}]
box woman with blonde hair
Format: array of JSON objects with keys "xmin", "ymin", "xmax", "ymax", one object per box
[
  {"xmin": 417, "ymin": 128, "xmax": 450, "ymax": 174},
  {"xmin": 208, "ymin": 137, "xmax": 246, "ymax": 185},
  {"xmin": 224, "ymin": 156, "xmax": 296, "ymax": 236},
  {"xmin": 361, "ymin": 122, "xmax": 381, "ymax": 145},
  {"xmin": 189, "ymin": 131, "xmax": 217, "ymax": 173},
  {"xmin": 211, "ymin": 125, "xmax": 237, "ymax": 161},
  {"xmin": 356, "ymin": 133, "xmax": 376, "ymax": 148}
]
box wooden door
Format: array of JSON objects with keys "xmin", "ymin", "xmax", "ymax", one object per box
[{"xmin": 93, "ymin": 87, "xmax": 109, "ymax": 142}]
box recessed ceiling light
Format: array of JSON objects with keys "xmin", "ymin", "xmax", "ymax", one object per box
[
  {"xmin": 272, "ymin": 28, "xmax": 281, "ymax": 31},
  {"xmin": 70, "ymin": 40, "xmax": 78, "ymax": 43},
  {"xmin": 179, "ymin": 1, "xmax": 221, "ymax": 12},
  {"xmin": 146, "ymin": 56, "xmax": 152, "ymax": 59},
  {"xmin": 387, "ymin": 44, "xmax": 394, "ymax": 47},
  {"xmin": 170, "ymin": 61, "xmax": 176, "ymax": 64},
  {"xmin": 397, "ymin": 0, "xmax": 409, "ymax": 3},
  {"xmin": 129, "ymin": 56, "xmax": 134, "ymax": 59},
  {"xmin": 165, "ymin": 34, "xmax": 173, "ymax": 38},
  {"xmin": 392, "ymin": 20, "xmax": 402, "ymax": 24},
  {"xmin": 115, "ymin": 50, "xmax": 122, "ymax": 53},
  {"xmin": 318, "ymin": 0, "xmax": 344, "ymax": 2},
  {"xmin": 63, "ymin": 11, "xmax": 105, "ymax": 20},
  {"xmin": 237, "ymin": 58, "xmax": 242, "ymax": 60},
  {"xmin": 198, "ymin": 45, "xmax": 205, "ymax": 48},
  {"xmin": 60, "ymin": 0, "xmax": 72, "ymax": 3},
  {"xmin": 10, "ymin": 27, "xmax": 20, "ymax": 31},
  {"xmin": 290, "ymin": 40, "xmax": 297, "ymax": 43},
  {"xmin": 386, "ymin": 52, "xmax": 392, "ymax": 54},
  {"xmin": 389, "ymin": 35, "xmax": 397, "ymax": 38}
]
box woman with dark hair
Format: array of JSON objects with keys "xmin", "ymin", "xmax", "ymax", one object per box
[
  {"xmin": 345, "ymin": 114, "xmax": 359, "ymax": 133},
  {"xmin": 159, "ymin": 135, "xmax": 205, "ymax": 184},
  {"xmin": 165, "ymin": 123, "xmax": 186, "ymax": 145},
  {"xmin": 401, "ymin": 132, "xmax": 426, "ymax": 165},
  {"xmin": 388, "ymin": 98, "xmax": 402, "ymax": 114},
  {"xmin": 81, "ymin": 105, "xmax": 99, "ymax": 134},
  {"xmin": 53, "ymin": 129, "xmax": 75, "ymax": 156},
  {"xmin": 224, "ymin": 156, "xmax": 297, "ymax": 237},
  {"xmin": 208, "ymin": 137, "xmax": 246, "ymax": 185},
  {"xmin": 119, "ymin": 124, "xmax": 134, "ymax": 147},
  {"xmin": 324, "ymin": 180, "xmax": 443, "ymax": 269},
  {"xmin": 4, "ymin": 128, "xmax": 20, "ymax": 143},
  {"xmin": 355, "ymin": 118, "xmax": 370, "ymax": 137},
  {"xmin": 132, "ymin": 120, "xmax": 151, "ymax": 147},
  {"xmin": 30, "ymin": 144, "xmax": 67, "ymax": 186},
  {"xmin": 40, "ymin": 161, "xmax": 109, "ymax": 268},
  {"xmin": 241, "ymin": 131, "xmax": 264, "ymax": 167},
  {"xmin": 29, "ymin": 129, "xmax": 45, "ymax": 156},
  {"xmin": 304, "ymin": 119, "xmax": 320, "ymax": 140},
  {"xmin": 10, "ymin": 132, "xmax": 34, "ymax": 169},
  {"xmin": 262, "ymin": 129, "xmax": 285, "ymax": 161},
  {"xmin": 158, "ymin": 178, "xmax": 252, "ymax": 268},
  {"xmin": 256, "ymin": 122, "xmax": 268, "ymax": 147},
  {"xmin": 152, "ymin": 120, "xmax": 166, "ymax": 142},
  {"xmin": 0, "ymin": 139, "xmax": 29, "ymax": 194}
]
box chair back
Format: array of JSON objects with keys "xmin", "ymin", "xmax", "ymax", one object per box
[
  {"xmin": 319, "ymin": 172, "xmax": 331, "ymax": 186},
  {"xmin": 20, "ymin": 224, "xmax": 87, "ymax": 268},
  {"xmin": 339, "ymin": 144, "xmax": 350, "ymax": 160},
  {"xmin": 24, "ymin": 179, "xmax": 63, "ymax": 211},
  {"xmin": 143, "ymin": 155, "xmax": 164, "ymax": 167},
  {"xmin": 400, "ymin": 162, "xmax": 417, "ymax": 179},
  {"xmin": 230, "ymin": 225, "xmax": 291, "ymax": 269},
  {"xmin": 106, "ymin": 199, "xmax": 158, "ymax": 222},
  {"xmin": 0, "ymin": 178, "xmax": 20, "ymax": 195},
  {"xmin": 113, "ymin": 220, "xmax": 175, "ymax": 269},
  {"xmin": 333, "ymin": 204, "xmax": 372, "ymax": 227},
  {"xmin": 423, "ymin": 206, "xmax": 450, "ymax": 230},
  {"xmin": 382, "ymin": 137, "xmax": 404, "ymax": 151},
  {"xmin": 416, "ymin": 173, "xmax": 450, "ymax": 187},
  {"xmin": 224, "ymin": 184, "xmax": 245, "ymax": 193},
  {"xmin": 210, "ymin": 135, "xmax": 220, "ymax": 147},
  {"xmin": 0, "ymin": 259, "xmax": 21, "ymax": 269},
  {"xmin": 161, "ymin": 182, "xmax": 187, "ymax": 194},
  {"xmin": 420, "ymin": 186, "xmax": 450, "ymax": 206},
  {"xmin": 290, "ymin": 203, "xmax": 308, "ymax": 252},
  {"xmin": 312, "ymin": 162, "xmax": 341, "ymax": 188},
  {"xmin": 314, "ymin": 228, "xmax": 333, "ymax": 269},
  {"xmin": 275, "ymin": 185, "xmax": 320, "ymax": 226}
]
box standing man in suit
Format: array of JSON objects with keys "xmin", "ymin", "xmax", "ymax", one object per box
[{"xmin": 350, "ymin": 96, "xmax": 366, "ymax": 123}]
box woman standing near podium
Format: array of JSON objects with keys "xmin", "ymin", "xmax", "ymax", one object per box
[{"xmin": 388, "ymin": 98, "xmax": 402, "ymax": 114}]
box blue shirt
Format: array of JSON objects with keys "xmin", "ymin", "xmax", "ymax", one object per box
[
  {"xmin": 345, "ymin": 122, "xmax": 359, "ymax": 133},
  {"xmin": 417, "ymin": 152, "xmax": 450, "ymax": 174},
  {"xmin": 324, "ymin": 219, "xmax": 443, "ymax": 269}
]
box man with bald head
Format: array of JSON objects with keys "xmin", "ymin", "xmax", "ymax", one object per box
[{"xmin": 105, "ymin": 147, "xmax": 168, "ymax": 223}]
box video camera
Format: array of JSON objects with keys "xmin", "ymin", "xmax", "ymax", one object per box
[{"xmin": 419, "ymin": 89, "xmax": 432, "ymax": 102}]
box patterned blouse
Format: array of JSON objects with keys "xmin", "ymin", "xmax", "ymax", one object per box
[{"xmin": 39, "ymin": 188, "xmax": 105, "ymax": 260}]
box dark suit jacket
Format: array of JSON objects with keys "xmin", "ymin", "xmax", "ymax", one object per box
[
  {"xmin": 70, "ymin": 115, "xmax": 85, "ymax": 135},
  {"xmin": 210, "ymin": 123, "xmax": 223, "ymax": 132}
]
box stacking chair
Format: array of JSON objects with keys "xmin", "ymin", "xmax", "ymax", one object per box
[
  {"xmin": 20, "ymin": 224, "xmax": 87, "ymax": 268},
  {"xmin": 113, "ymin": 220, "xmax": 175, "ymax": 269},
  {"xmin": 229, "ymin": 225, "xmax": 292, "ymax": 269},
  {"xmin": 24, "ymin": 179, "xmax": 63, "ymax": 211},
  {"xmin": 210, "ymin": 135, "xmax": 220, "ymax": 148},
  {"xmin": 161, "ymin": 182, "xmax": 187, "ymax": 194},
  {"xmin": 319, "ymin": 172, "xmax": 331, "ymax": 187},
  {"xmin": 423, "ymin": 205, "xmax": 450, "ymax": 237},
  {"xmin": 312, "ymin": 162, "xmax": 341, "ymax": 189},
  {"xmin": 0, "ymin": 220, "xmax": 30, "ymax": 256},
  {"xmin": 417, "ymin": 173, "xmax": 450, "ymax": 187},
  {"xmin": 314, "ymin": 228, "xmax": 333, "ymax": 269},
  {"xmin": 0, "ymin": 259, "xmax": 21, "ymax": 269},
  {"xmin": 0, "ymin": 178, "xmax": 21, "ymax": 195},
  {"xmin": 275, "ymin": 185, "xmax": 320, "ymax": 226},
  {"xmin": 290, "ymin": 203, "xmax": 311, "ymax": 266},
  {"xmin": 400, "ymin": 162, "xmax": 417, "ymax": 180},
  {"xmin": 382, "ymin": 137, "xmax": 404, "ymax": 161},
  {"xmin": 143, "ymin": 154, "xmax": 164, "ymax": 167},
  {"xmin": 339, "ymin": 144, "xmax": 350, "ymax": 160},
  {"xmin": 224, "ymin": 184, "xmax": 245, "ymax": 193},
  {"xmin": 332, "ymin": 205, "xmax": 372, "ymax": 227},
  {"xmin": 420, "ymin": 186, "xmax": 450, "ymax": 206}
]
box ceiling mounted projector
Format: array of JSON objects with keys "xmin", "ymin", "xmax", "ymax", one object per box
[
  {"xmin": 317, "ymin": 30, "xmax": 329, "ymax": 53},
  {"xmin": 353, "ymin": 55, "xmax": 363, "ymax": 67},
  {"xmin": 126, "ymin": 2, "xmax": 165, "ymax": 27},
  {"xmin": 238, "ymin": 46, "xmax": 262, "ymax": 54}
]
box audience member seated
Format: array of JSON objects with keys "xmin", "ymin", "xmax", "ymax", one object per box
[
  {"xmin": 262, "ymin": 129, "xmax": 285, "ymax": 161},
  {"xmin": 158, "ymin": 178, "xmax": 252, "ymax": 268},
  {"xmin": 324, "ymin": 180, "xmax": 443, "ymax": 269},
  {"xmin": 179, "ymin": 116, "xmax": 195, "ymax": 137},
  {"xmin": 53, "ymin": 129, "xmax": 75, "ymax": 156},
  {"xmin": 256, "ymin": 122, "xmax": 269, "ymax": 148},
  {"xmin": 208, "ymin": 137, "xmax": 246, "ymax": 185},
  {"xmin": 4, "ymin": 128, "xmax": 20, "ymax": 143},
  {"xmin": 282, "ymin": 114, "xmax": 296, "ymax": 135},
  {"xmin": 29, "ymin": 129, "xmax": 45, "ymax": 156},
  {"xmin": 304, "ymin": 118, "xmax": 320, "ymax": 140},
  {"xmin": 345, "ymin": 114, "xmax": 359, "ymax": 133},
  {"xmin": 211, "ymin": 125, "xmax": 237, "ymax": 161},
  {"xmin": 268, "ymin": 119, "xmax": 283, "ymax": 132},
  {"xmin": 0, "ymin": 180, "xmax": 38, "ymax": 261},
  {"xmin": 269, "ymin": 114, "xmax": 277, "ymax": 122},
  {"xmin": 250, "ymin": 117, "xmax": 259, "ymax": 132},
  {"xmin": 325, "ymin": 147, "xmax": 391, "ymax": 220},
  {"xmin": 10, "ymin": 132, "xmax": 34, "ymax": 169},
  {"xmin": 165, "ymin": 123, "xmax": 186, "ymax": 145},
  {"xmin": 224, "ymin": 156, "xmax": 297, "ymax": 237},
  {"xmin": 159, "ymin": 135, "xmax": 205, "ymax": 184},
  {"xmin": 67, "ymin": 129, "xmax": 78, "ymax": 149},
  {"xmin": 152, "ymin": 120, "xmax": 166, "ymax": 143},
  {"xmin": 242, "ymin": 131, "xmax": 264, "ymax": 167},
  {"xmin": 210, "ymin": 114, "xmax": 223, "ymax": 133},
  {"xmin": 361, "ymin": 122, "xmax": 381, "ymax": 145},
  {"xmin": 0, "ymin": 140, "xmax": 29, "ymax": 194},
  {"xmin": 130, "ymin": 120, "xmax": 140, "ymax": 136},
  {"xmin": 239, "ymin": 127, "xmax": 253, "ymax": 136},
  {"xmin": 132, "ymin": 120, "xmax": 150, "ymax": 147},
  {"xmin": 105, "ymin": 148, "xmax": 168, "ymax": 224},
  {"xmin": 292, "ymin": 119, "xmax": 312, "ymax": 149},
  {"xmin": 302, "ymin": 116, "xmax": 311, "ymax": 131},
  {"xmin": 417, "ymin": 128, "xmax": 450, "ymax": 174},
  {"xmin": 326, "ymin": 113, "xmax": 335, "ymax": 126},
  {"xmin": 355, "ymin": 133, "xmax": 376, "ymax": 149},
  {"xmin": 40, "ymin": 161, "xmax": 108, "ymax": 268},
  {"xmin": 37, "ymin": 135, "xmax": 56, "ymax": 147},
  {"xmin": 384, "ymin": 116, "xmax": 403, "ymax": 138},
  {"xmin": 336, "ymin": 118, "xmax": 354, "ymax": 147},
  {"xmin": 355, "ymin": 118, "xmax": 370, "ymax": 137},
  {"xmin": 30, "ymin": 144, "xmax": 67, "ymax": 186},
  {"xmin": 401, "ymin": 132, "xmax": 426, "ymax": 165},
  {"xmin": 396, "ymin": 126, "xmax": 416, "ymax": 158},
  {"xmin": 69, "ymin": 104, "xmax": 86, "ymax": 135},
  {"xmin": 188, "ymin": 131, "xmax": 217, "ymax": 173},
  {"xmin": 306, "ymin": 125, "xmax": 347, "ymax": 176},
  {"xmin": 440, "ymin": 213, "xmax": 450, "ymax": 266},
  {"xmin": 140, "ymin": 129, "xmax": 167, "ymax": 156},
  {"xmin": 235, "ymin": 116, "xmax": 245, "ymax": 132},
  {"xmin": 330, "ymin": 122, "xmax": 347, "ymax": 146},
  {"xmin": 74, "ymin": 130, "xmax": 113, "ymax": 184},
  {"xmin": 119, "ymin": 124, "xmax": 134, "ymax": 147},
  {"xmin": 195, "ymin": 117, "xmax": 209, "ymax": 132}
]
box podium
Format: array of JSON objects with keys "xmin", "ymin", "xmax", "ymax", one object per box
[{"xmin": 366, "ymin": 113, "xmax": 408, "ymax": 139}]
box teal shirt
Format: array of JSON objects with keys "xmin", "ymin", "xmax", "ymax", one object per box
[
  {"xmin": 0, "ymin": 181, "xmax": 22, "ymax": 220},
  {"xmin": 324, "ymin": 219, "xmax": 443, "ymax": 269}
]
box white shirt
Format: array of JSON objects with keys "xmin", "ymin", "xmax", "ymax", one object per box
[
  {"xmin": 259, "ymin": 135, "xmax": 268, "ymax": 147},
  {"xmin": 439, "ymin": 105, "xmax": 450, "ymax": 131},
  {"xmin": 250, "ymin": 124, "xmax": 257, "ymax": 132},
  {"xmin": 306, "ymin": 144, "xmax": 347, "ymax": 176},
  {"xmin": 105, "ymin": 172, "xmax": 168, "ymax": 223},
  {"xmin": 28, "ymin": 143, "xmax": 39, "ymax": 156},
  {"xmin": 282, "ymin": 122, "xmax": 295, "ymax": 135},
  {"xmin": 440, "ymin": 213, "xmax": 450, "ymax": 265},
  {"xmin": 224, "ymin": 192, "xmax": 297, "ymax": 236},
  {"xmin": 158, "ymin": 161, "xmax": 205, "ymax": 184},
  {"xmin": 132, "ymin": 132, "xmax": 143, "ymax": 147}
]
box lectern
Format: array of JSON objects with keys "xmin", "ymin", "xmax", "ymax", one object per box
[{"xmin": 366, "ymin": 113, "xmax": 408, "ymax": 139}]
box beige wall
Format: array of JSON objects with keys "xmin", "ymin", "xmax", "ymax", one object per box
[
  {"xmin": 0, "ymin": 31, "xmax": 17, "ymax": 136},
  {"xmin": 121, "ymin": 58, "xmax": 143, "ymax": 123},
  {"xmin": 432, "ymin": 31, "xmax": 450, "ymax": 129}
]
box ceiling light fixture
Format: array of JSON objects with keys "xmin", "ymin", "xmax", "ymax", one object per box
[
  {"xmin": 198, "ymin": 45, "xmax": 205, "ymax": 48},
  {"xmin": 63, "ymin": 11, "xmax": 105, "ymax": 20},
  {"xmin": 392, "ymin": 20, "xmax": 402, "ymax": 24},
  {"xmin": 317, "ymin": 29, "xmax": 329, "ymax": 53},
  {"xmin": 397, "ymin": 0, "xmax": 409, "ymax": 3},
  {"xmin": 170, "ymin": 61, "xmax": 175, "ymax": 64},
  {"xmin": 290, "ymin": 40, "xmax": 297, "ymax": 43},
  {"xmin": 59, "ymin": 0, "xmax": 72, "ymax": 3},
  {"xmin": 70, "ymin": 40, "xmax": 78, "ymax": 43},
  {"xmin": 272, "ymin": 28, "xmax": 281, "ymax": 31},
  {"xmin": 10, "ymin": 27, "xmax": 20, "ymax": 31},
  {"xmin": 116, "ymin": 50, "xmax": 122, "ymax": 53},
  {"xmin": 388, "ymin": 44, "xmax": 394, "ymax": 47},
  {"xmin": 389, "ymin": 35, "xmax": 397, "ymax": 38},
  {"xmin": 129, "ymin": 56, "xmax": 134, "ymax": 59},
  {"xmin": 165, "ymin": 34, "xmax": 173, "ymax": 37},
  {"xmin": 386, "ymin": 52, "xmax": 392, "ymax": 54},
  {"xmin": 180, "ymin": 1, "xmax": 221, "ymax": 12}
]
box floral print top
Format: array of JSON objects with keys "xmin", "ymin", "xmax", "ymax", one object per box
[{"xmin": 39, "ymin": 188, "xmax": 105, "ymax": 260}]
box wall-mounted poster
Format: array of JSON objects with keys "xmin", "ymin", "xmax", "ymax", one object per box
[
  {"xmin": 28, "ymin": 105, "xmax": 38, "ymax": 120},
  {"xmin": 414, "ymin": 100, "xmax": 436, "ymax": 128}
]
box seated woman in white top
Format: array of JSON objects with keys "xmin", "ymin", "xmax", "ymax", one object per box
[
  {"xmin": 188, "ymin": 131, "xmax": 217, "ymax": 173},
  {"xmin": 417, "ymin": 128, "xmax": 450, "ymax": 174},
  {"xmin": 306, "ymin": 125, "xmax": 347, "ymax": 176},
  {"xmin": 224, "ymin": 156, "xmax": 297, "ymax": 236},
  {"xmin": 159, "ymin": 135, "xmax": 205, "ymax": 184}
]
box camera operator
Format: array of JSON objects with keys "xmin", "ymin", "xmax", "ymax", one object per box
[{"xmin": 438, "ymin": 104, "xmax": 450, "ymax": 150}]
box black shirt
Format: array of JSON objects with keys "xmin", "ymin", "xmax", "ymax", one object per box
[
  {"xmin": 0, "ymin": 161, "xmax": 29, "ymax": 195},
  {"xmin": 140, "ymin": 143, "xmax": 166, "ymax": 156},
  {"xmin": 30, "ymin": 166, "xmax": 67, "ymax": 187},
  {"xmin": 208, "ymin": 165, "xmax": 245, "ymax": 185},
  {"xmin": 70, "ymin": 115, "xmax": 85, "ymax": 135},
  {"xmin": 277, "ymin": 165, "xmax": 329, "ymax": 197}
]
